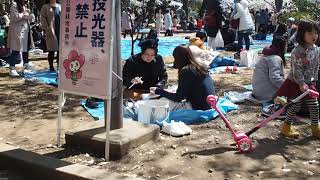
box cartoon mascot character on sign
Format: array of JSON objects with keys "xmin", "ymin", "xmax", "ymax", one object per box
[{"xmin": 63, "ymin": 50, "xmax": 85, "ymax": 85}]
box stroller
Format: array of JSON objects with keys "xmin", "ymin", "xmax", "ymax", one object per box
[{"xmin": 207, "ymin": 89, "xmax": 319, "ymax": 152}]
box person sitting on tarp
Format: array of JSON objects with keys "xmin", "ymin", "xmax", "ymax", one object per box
[
  {"xmin": 252, "ymin": 36, "xmax": 287, "ymax": 103},
  {"xmin": 273, "ymin": 23, "xmax": 288, "ymax": 39},
  {"xmin": 138, "ymin": 29, "xmax": 159, "ymax": 47},
  {"xmin": 253, "ymin": 24, "xmax": 268, "ymax": 40},
  {"xmin": 196, "ymin": 29, "xmax": 207, "ymax": 43},
  {"xmin": 209, "ymin": 56, "xmax": 239, "ymax": 69},
  {"xmin": 188, "ymin": 36, "xmax": 238, "ymax": 69},
  {"xmin": 123, "ymin": 39, "xmax": 168, "ymax": 91},
  {"xmin": 220, "ymin": 20, "xmax": 236, "ymax": 47},
  {"xmin": 150, "ymin": 45, "xmax": 216, "ymax": 111},
  {"xmin": 266, "ymin": 21, "xmax": 275, "ymax": 34},
  {"xmin": 188, "ymin": 37, "xmax": 220, "ymax": 67}
]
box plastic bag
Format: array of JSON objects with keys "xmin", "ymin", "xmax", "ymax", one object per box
[
  {"xmin": 214, "ymin": 30, "xmax": 224, "ymax": 48},
  {"xmin": 240, "ymin": 50, "xmax": 259, "ymax": 67},
  {"xmin": 224, "ymin": 91, "xmax": 252, "ymax": 103}
]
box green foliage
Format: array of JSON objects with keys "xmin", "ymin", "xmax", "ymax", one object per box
[
  {"xmin": 280, "ymin": 0, "xmax": 320, "ymax": 22},
  {"xmin": 292, "ymin": 0, "xmax": 320, "ymax": 13},
  {"xmin": 278, "ymin": 12, "xmax": 314, "ymax": 23}
]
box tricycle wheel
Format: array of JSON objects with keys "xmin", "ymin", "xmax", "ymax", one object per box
[{"xmin": 237, "ymin": 138, "xmax": 253, "ymax": 152}]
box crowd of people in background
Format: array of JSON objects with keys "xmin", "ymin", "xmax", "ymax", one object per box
[
  {"xmin": 119, "ymin": 0, "xmax": 310, "ymax": 55},
  {"xmin": 0, "ymin": 0, "xmax": 60, "ymax": 77}
]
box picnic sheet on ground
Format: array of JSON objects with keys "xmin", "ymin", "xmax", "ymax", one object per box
[
  {"xmin": 24, "ymin": 70, "xmax": 58, "ymax": 86},
  {"xmin": 80, "ymin": 99, "xmax": 104, "ymax": 120},
  {"xmin": 209, "ymin": 66, "xmax": 247, "ymax": 74},
  {"xmin": 81, "ymin": 97, "xmax": 238, "ymax": 125}
]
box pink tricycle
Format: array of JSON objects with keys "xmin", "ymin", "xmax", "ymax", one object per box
[
  {"xmin": 207, "ymin": 89, "xmax": 319, "ymax": 153},
  {"xmin": 207, "ymin": 95, "xmax": 253, "ymax": 152}
]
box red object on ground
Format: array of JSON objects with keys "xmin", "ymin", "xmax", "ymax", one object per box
[
  {"xmin": 232, "ymin": 64, "xmax": 238, "ymax": 72},
  {"xmin": 225, "ymin": 66, "xmax": 232, "ymax": 73}
]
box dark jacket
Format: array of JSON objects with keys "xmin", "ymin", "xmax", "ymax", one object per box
[
  {"xmin": 123, "ymin": 53, "xmax": 168, "ymax": 90},
  {"xmin": 155, "ymin": 67, "xmax": 215, "ymax": 110},
  {"xmin": 201, "ymin": 0, "xmax": 223, "ymax": 37}
]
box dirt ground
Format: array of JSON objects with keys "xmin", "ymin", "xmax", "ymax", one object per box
[{"xmin": 0, "ymin": 54, "xmax": 320, "ymax": 180}]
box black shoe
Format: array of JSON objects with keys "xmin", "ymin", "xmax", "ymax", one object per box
[
  {"xmin": 85, "ymin": 98, "xmax": 98, "ymax": 109},
  {"xmin": 234, "ymin": 52, "xmax": 240, "ymax": 59}
]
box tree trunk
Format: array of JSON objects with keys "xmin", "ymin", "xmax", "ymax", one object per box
[
  {"xmin": 182, "ymin": 0, "xmax": 190, "ymax": 18},
  {"xmin": 275, "ymin": 0, "xmax": 283, "ymax": 12}
]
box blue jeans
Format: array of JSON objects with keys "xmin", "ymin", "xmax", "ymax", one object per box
[
  {"xmin": 238, "ymin": 32, "xmax": 250, "ymax": 53},
  {"xmin": 9, "ymin": 51, "xmax": 29, "ymax": 66}
]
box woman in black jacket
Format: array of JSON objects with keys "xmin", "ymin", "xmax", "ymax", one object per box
[
  {"xmin": 123, "ymin": 39, "xmax": 168, "ymax": 91},
  {"xmin": 151, "ymin": 45, "xmax": 216, "ymax": 111}
]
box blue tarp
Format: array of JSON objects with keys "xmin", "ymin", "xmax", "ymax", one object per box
[
  {"xmin": 121, "ymin": 37, "xmax": 189, "ymax": 59},
  {"xmin": 80, "ymin": 100, "xmax": 104, "ymax": 120},
  {"xmin": 163, "ymin": 98, "xmax": 238, "ymax": 125},
  {"xmin": 252, "ymin": 35, "xmax": 273, "ymax": 44},
  {"xmin": 82, "ymin": 97, "xmax": 238, "ymax": 125},
  {"xmin": 242, "ymin": 84, "xmax": 253, "ymax": 91},
  {"xmin": 24, "ymin": 71, "xmax": 58, "ymax": 86}
]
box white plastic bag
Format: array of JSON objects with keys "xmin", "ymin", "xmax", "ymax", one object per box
[
  {"xmin": 137, "ymin": 100, "xmax": 169, "ymax": 124},
  {"xmin": 214, "ymin": 30, "xmax": 224, "ymax": 48},
  {"xmin": 240, "ymin": 50, "xmax": 259, "ymax": 67}
]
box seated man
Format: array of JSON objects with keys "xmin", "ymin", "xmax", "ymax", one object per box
[{"xmin": 123, "ymin": 39, "xmax": 168, "ymax": 91}]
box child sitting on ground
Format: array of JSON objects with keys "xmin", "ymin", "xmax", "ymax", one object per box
[{"xmin": 276, "ymin": 20, "xmax": 320, "ymax": 138}]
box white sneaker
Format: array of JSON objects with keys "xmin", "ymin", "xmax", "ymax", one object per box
[
  {"xmin": 9, "ymin": 69, "xmax": 20, "ymax": 77},
  {"xmin": 161, "ymin": 121, "xmax": 185, "ymax": 137},
  {"xmin": 171, "ymin": 121, "xmax": 192, "ymax": 135},
  {"xmin": 23, "ymin": 63, "xmax": 36, "ymax": 73},
  {"xmin": 177, "ymin": 121, "xmax": 192, "ymax": 135}
]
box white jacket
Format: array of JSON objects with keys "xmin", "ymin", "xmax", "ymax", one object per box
[
  {"xmin": 164, "ymin": 13, "xmax": 173, "ymax": 30},
  {"xmin": 8, "ymin": 2, "xmax": 34, "ymax": 52},
  {"xmin": 233, "ymin": 0, "xmax": 254, "ymax": 31},
  {"xmin": 189, "ymin": 45, "xmax": 220, "ymax": 67}
]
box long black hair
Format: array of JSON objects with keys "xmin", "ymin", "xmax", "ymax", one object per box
[
  {"xmin": 173, "ymin": 45, "xmax": 208, "ymax": 76},
  {"xmin": 271, "ymin": 36, "xmax": 287, "ymax": 67},
  {"xmin": 296, "ymin": 20, "xmax": 319, "ymax": 47},
  {"xmin": 15, "ymin": 0, "xmax": 25, "ymax": 13}
]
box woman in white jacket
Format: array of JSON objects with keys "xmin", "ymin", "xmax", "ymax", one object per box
[
  {"xmin": 8, "ymin": 0, "xmax": 34, "ymax": 77},
  {"xmin": 232, "ymin": 0, "xmax": 254, "ymax": 54}
]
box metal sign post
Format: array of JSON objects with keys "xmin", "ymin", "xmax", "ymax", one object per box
[
  {"xmin": 57, "ymin": 92, "xmax": 64, "ymax": 147},
  {"xmin": 104, "ymin": 0, "xmax": 117, "ymax": 161}
]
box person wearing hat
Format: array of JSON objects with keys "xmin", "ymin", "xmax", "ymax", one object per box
[{"xmin": 123, "ymin": 39, "xmax": 168, "ymax": 91}]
